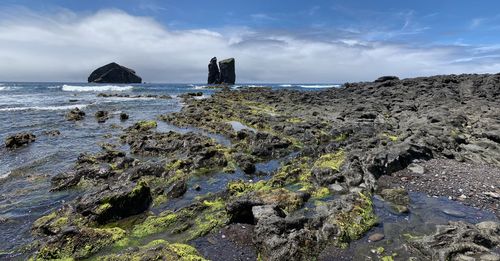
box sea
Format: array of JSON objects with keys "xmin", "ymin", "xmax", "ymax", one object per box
[{"xmin": 0, "ymin": 82, "xmax": 340, "ymax": 254}]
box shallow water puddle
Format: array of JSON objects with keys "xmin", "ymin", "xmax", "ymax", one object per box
[
  {"xmin": 153, "ymin": 152, "xmax": 300, "ymax": 213},
  {"xmin": 227, "ymin": 121, "xmax": 257, "ymax": 133},
  {"xmin": 319, "ymin": 192, "xmax": 499, "ymax": 260}
]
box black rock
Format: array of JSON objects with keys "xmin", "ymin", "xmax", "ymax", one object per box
[
  {"xmin": 374, "ymin": 76, "xmax": 399, "ymax": 83},
  {"xmin": 66, "ymin": 108, "xmax": 86, "ymax": 121},
  {"xmin": 208, "ymin": 57, "xmax": 220, "ymax": 84},
  {"xmin": 95, "ymin": 111, "xmax": 109, "ymax": 123},
  {"xmin": 5, "ymin": 132, "xmax": 36, "ymax": 149},
  {"xmin": 219, "ymin": 58, "xmax": 236, "ymax": 84},
  {"xmin": 120, "ymin": 113, "xmax": 129, "ymax": 121},
  {"xmin": 88, "ymin": 62, "xmax": 142, "ymax": 84},
  {"xmin": 76, "ymin": 182, "xmax": 152, "ymax": 224}
]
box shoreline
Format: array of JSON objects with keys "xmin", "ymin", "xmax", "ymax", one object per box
[{"xmin": 1, "ymin": 74, "xmax": 500, "ymax": 260}]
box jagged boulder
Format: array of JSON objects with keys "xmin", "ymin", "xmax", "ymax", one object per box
[
  {"xmin": 88, "ymin": 62, "xmax": 142, "ymax": 84},
  {"xmin": 207, "ymin": 57, "xmax": 220, "ymax": 84},
  {"xmin": 5, "ymin": 132, "xmax": 36, "ymax": 149},
  {"xmin": 219, "ymin": 58, "xmax": 236, "ymax": 84}
]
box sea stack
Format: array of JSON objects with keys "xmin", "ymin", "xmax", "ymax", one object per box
[
  {"xmin": 219, "ymin": 58, "xmax": 236, "ymax": 84},
  {"xmin": 207, "ymin": 57, "xmax": 220, "ymax": 84},
  {"xmin": 88, "ymin": 62, "xmax": 142, "ymax": 84},
  {"xmin": 207, "ymin": 57, "xmax": 236, "ymax": 85}
]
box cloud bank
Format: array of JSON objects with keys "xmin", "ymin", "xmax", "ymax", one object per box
[{"xmin": 0, "ymin": 9, "xmax": 499, "ymax": 83}]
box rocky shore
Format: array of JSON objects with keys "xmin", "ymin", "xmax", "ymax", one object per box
[{"xmin": 9, "ymin": 73, "xmax": 500, "ymax": 260}]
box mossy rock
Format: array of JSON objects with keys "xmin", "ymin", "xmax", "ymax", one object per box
[
  {"xmin": 36, "ymin": 227, "xmax": 126, "ymax": 260},
  {"xmin": 101, "ymin": 239, "xmax": 207, "ymax": 261}
]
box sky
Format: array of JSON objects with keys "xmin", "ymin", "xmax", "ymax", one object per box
[{"xmin": 1, "ymin": 0, "xmax": 500, "ymax": 83}]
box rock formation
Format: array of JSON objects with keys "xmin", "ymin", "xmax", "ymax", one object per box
[
  {"xmin": 88, "ymin": 62, "xmax": 142, "ymax": 84},
  {"xmin": 208, "ymin": 57, "xmax": 220, "ymax": 84},
  {"xmin": 207, "ymin": 57, "xmax": 236, "ymax": 84},
  {"xmin": 5, "ymin": 132, "xmax": 36, "ymax": 149},
  {"xmin": 219, "ymin": 58, "xmax": 236, "ymax": 84}
]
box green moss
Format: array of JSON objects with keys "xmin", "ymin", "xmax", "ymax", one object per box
[
  {"xmin": 129, "ymin": 198, "xmax": 228, "ymax": 242},
  {"xmin": 314, "ymin": 150, "xmax": 345, "ymax": 171},
  {"xmin": 189, "ymin": 198, "xmax": 229, "ymax": 239},
  {"xmin": 102, "ymin": 240, "xmax": 207, "ymax": 261},
  {"xmin": 269, "ymin": 156, "xmax": 312, "ymax": 187},
  {"xmin": 169, "ymin": 243, "xmax": 207, "ymax": 261},
  {"xmin": 312, "ymin": 187, "xmax": 330, "ymax": 199},
  {"xmin": 131, "ymin": 211, "xmax": 177, "ymax": 238},
  {"xmin": 382, "ymin": 133, "xmax": 398, "ymax": 142},
  {"xmin": 135, "ymin": 120, "xmax": 157, "ymax": 131},
  {"xmin": 286, "ymin": 117, "xmax": 304, "ymax": 123},
  {"xmin": 165, "ymin": 159, "xmax": 184, "ymax": 172},
  {"xmin": 33, "ymin": 212, "xmax": 57, "ymax": 228},
  {"xmin": 153, "ymin": 194, "xmax": 168, "ymax": 207},
  {"xmin": 334, "ymin": 133, "xmax": 348, "ymax": 142},
  {"xmin": 227, "ymin": 180, "xmax": 272, "ymax": 196},
  {"xmin": 375, "ymin": 246, "xmax": 385, "ymax": 255},
  {"xmin": 96, "ymin": 203, "xmax": 112, "ymax": 215},
  {"xmin": 36, "ymin": 227, "xmax": 126, "ymax": 260},
  {"xmin": 334, "ymin": 193, "xmax": 378, "ymax": 247}
]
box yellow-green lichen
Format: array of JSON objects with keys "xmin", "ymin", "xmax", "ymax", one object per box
[
  {"xmin": 131, "ymin": 212, "xmax": 177, "ymax": 238},
  {"xmin": 334, "ymin": 133, "xmax": 348, "ymax": 142},
  {"xmin": 286, "ymin": 117, "xmax": 304, "ymax": 123},
  {"xmin": 382, "ymin": 133, "xmax": 398, "ymax": 142},
  {"xmin": 102, "ymin": 239, "xmax": 207, "ymax": 261},
  {"xmin": 334, "ymin": 193, "xmax": 377, "ymax": 247},
  {"xmin": 135, "ymin": 120, "xmax": 157, "ymax": 131},
  {"xmin": 312, "ymin": 187, "xmax": 330, "ymax": 199},
  {"xmin": 314, "ymin": 150, "xmax": 346, "ymax": 171}
]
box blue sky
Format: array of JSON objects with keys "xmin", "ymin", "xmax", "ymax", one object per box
[{"xmin": 0, "ymin": 0, "xmax": 500, "ymax": 82}]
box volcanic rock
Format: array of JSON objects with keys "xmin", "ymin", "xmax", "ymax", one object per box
[
  {"xmin": 66, "ymin": 108, "xmax": 86, "ymax": 121},
  {"xmin": 5, "ymin": 132, "xmax": 36, "ymax": 149},
  {"xmin": 88, "ymin": 62, "xmax": 142, "ymax": 84},
  {"xmin": 219, "ymin": 58, "xmax": 236, "ymax": 84},
  {"xmin": 208, "ymin": 57, "xmax": 220, "ymax": 84}
]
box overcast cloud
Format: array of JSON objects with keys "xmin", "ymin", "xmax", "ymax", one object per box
[{"xmin": 0, "ymin": 9, "xmax": 500, "ymax": 83}]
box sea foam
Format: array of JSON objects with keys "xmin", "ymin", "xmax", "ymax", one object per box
[
  {"xmin": 299, "ymin": 84, "xmax": 340, "ymax": 89},
  {"xmin": 0, "ymin": 104, "xmax": 88, "ymax": 112},
  {"xmin": 62, "ymin": 85, "xmax": 134, "ymax": 92}
]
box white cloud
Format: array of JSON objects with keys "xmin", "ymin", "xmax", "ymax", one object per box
[{"xmin": 0, "ymin": 8, "xmax": 499, "ymax": 83}]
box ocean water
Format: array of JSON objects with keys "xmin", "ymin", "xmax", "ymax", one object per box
[{"xmin": 0, "ymin": 82, "xmax": 339, "ymax": 254}]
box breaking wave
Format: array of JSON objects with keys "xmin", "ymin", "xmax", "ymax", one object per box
[
  {"xmin": 0, "ymin": 104, "xmax": 88, "ymax": 112},
  {"xmin": 61, "ymin": 85, "xmax": 134, "ymax": 92}
]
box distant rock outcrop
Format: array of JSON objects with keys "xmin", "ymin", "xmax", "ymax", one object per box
[
  {"xmin": 207, "ymin": 57, "xmax": 236, "ymax": 85},
  {"xmin": 219, "ymin": 58, "xmax": 236, "ymax": 84},
  {"xmin": 88, "ymin": 63, "xmax": 142, "ymax": 84},
  {"xmin": 208, "ymin": 57, "xmax": 220, "ymax": 84},
  {"xmin": 374, "ymin": 76, "xmax": 399, "ymax": 83}
]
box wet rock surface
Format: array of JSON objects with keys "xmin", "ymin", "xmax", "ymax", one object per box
[
  {"xmin": 24, "ymin": 73, "xmax": 500, "ymax": 260},
  {"xmin": 408, "ymin": 221, "xmax": 500, "ymax": 260},
  {"xmin": 5, "ymin": 132, "xmax": 36, "ymax": 149},
  {"xmin": 65, "ymin": 107, "xmax": 85, "ymax": 121}
]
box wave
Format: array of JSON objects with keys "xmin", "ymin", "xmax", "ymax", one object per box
[
  {"xmin": 0, "ymin": 104, "xmax": 88, "ymax": 112},
  {"xmin": 0, "ymin": 86, "xmax": 6, "ymax": 91},
  {"xmin": 279, "ymin": 84, "xmax": 293, "ymax": 87},
  {"xmin": 62, "ymin": 85, "xmax": 134, "ymax": 92},
  {"xmin": 299, "ymin": 84, "xmax": 340, "ymax": 89}
]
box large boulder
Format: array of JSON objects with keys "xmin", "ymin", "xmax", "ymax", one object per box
[
  {"xmin": 219, "ymin": 58, "xmax": 236, "ymax": 84},
  {"xmin": 88, "ymin": 62, "xmax": 142, "ymax": 84},
  {"xmin": 5, "ymin": 132, "xmax": 36, "ymax": 149},
  {"xmin": 207, "ymin": 57, "xmax": 220, "ymax": 84}
]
